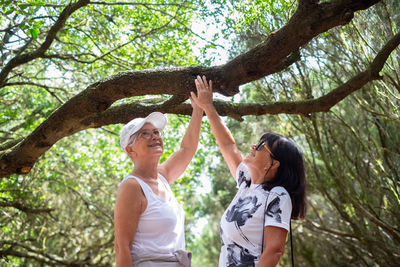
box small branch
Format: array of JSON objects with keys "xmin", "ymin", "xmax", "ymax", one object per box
[
  {"xmin": 305, "ymin": 219, "xmax": 357, "ymax": 239},
  {"xmin": 0, "ymin": 0, "xmax": 90, "ymax": 86},
  {"xmin": 351, "ymin": 201, "xmax": 400, "ymax": 243},
  {"xmin": 4, "ymin": 82, "xmax": 65, "ymax": 103},
  {"xmin": 90, "ymin": 1, "xmax": 193, "ymax": 8},
  {"xmin": 0, "ymin": 137, "xmax": 24, "ymax": 151},
  {"xmin": 0, "ymin": 243, "xmax": 96, "ymax": 266},
  {"xmin": 385, "ymin": 74, "xmax": 400, "ymax": 94},
  {"xmin": 0, "ymin": 201, "xmax": 54, "ymax": 214}
]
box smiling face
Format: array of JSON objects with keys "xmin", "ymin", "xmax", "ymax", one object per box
[
  {"xmin": 126, "ymin": 123, "xmax": 164, "ymax": 159},
  {"xmin": 244, "ymin": 142, "xmax": 273, "ymax": 169},
  {"xmin": 243, "ymin": 139, "xmax": 279, "ymax": 183}
]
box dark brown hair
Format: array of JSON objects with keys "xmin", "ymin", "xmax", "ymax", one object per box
[{"xmin": 260, "ymin": 133, "xmax": 307, "ymax": 220}]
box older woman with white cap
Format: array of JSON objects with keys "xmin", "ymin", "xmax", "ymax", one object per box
[{"xmin": 114, "ymin": 98, "xmax": 203, "ymax": 267}]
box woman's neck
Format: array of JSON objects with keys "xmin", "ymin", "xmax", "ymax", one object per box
[
  {"xmin": 248, "ymin": 164, "xmax": 276, "ymax": 184},
  {"xmin": 131, "ymin": 159, "xmax": 159, "ymax": 180}
]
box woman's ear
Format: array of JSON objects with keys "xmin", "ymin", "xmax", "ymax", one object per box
[
  {"xmin": 125, "ymin": 146, "xmax": 137, "ymax": 157},
  {"xmin": 272, "ymin": 160, "xmax": 280, "ymax": 170}
]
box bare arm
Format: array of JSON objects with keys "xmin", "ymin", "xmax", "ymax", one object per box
[
  {"xmin": 114, "ymin": 179, "xmax": 144, "ymax": 267},
  {"xmin": 158, "ymin": 98, "xmax": 203, "ymax": 184},
  {"xmin": 191, "ymin": 75, "xmax": 242, "ymax": 179},
  {"xmin": 257, "ymin": 226, "xmax": 288, "ymax": 267}
]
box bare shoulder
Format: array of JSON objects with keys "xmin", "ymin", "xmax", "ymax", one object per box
[
  {"xmin": 118, "ymin": 178, "xmax": 142, "ymax": 195},
  {"xmin": 119, "ymin": 177, "xmax": 141, "ymax": 188},
  {"xmin": 114, "ymin": 178, "xmax": 146, "ymax": 239},
  {"xmin": 116, "ymin": 178, "xmax": 146, "ymax": 212}
]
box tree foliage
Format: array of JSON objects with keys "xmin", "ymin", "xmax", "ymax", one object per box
[{"xmin": 1, "ymin": 0, "xmax": 399, "ymax": 266}]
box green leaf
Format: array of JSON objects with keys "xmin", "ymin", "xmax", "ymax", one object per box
[
  {"xmin": 5, "ymin": 8, "xmax": 13, "ymax": 15},
  {"xmin": 31, "ymin": 28, "xmax": 40, "ymax": 38},
  {"xmin": 18, "ymin": 4, "xmax": 29, "ymax": 10}
]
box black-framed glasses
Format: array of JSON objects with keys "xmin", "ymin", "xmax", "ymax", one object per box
[{"xmin": 255, "ymin": 140, "xmax": 266, "ymax": 151}]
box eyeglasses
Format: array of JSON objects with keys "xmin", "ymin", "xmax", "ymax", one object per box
[
  {"xmin": 255, "ymin": 139, "xmax": 275, "ymax": 158},
  {"xmin": 255, "ymin": 140, "xmax": 266, "ymax": 151},
  {"xmin": 138, "ymin": 129, "xmax": 163, "ymax": 140},
  {"xmin": 128, "ymin": 129, "xmax": 163, "ymax": 146}
]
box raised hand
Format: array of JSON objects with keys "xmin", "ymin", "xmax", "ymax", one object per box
[
  {"xmin": 189, "ymin": 95, "xmax": 203, "ymax": 114},
  {"xmin": 191, "ymin": 75, "xmax": 214, "ymax": 112}
]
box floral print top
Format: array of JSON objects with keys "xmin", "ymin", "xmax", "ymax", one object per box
[{"xmin": 219, "ymin": 162, "xmax": 292, "ymax": 267}]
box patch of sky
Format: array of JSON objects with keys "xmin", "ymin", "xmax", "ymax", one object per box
[{"xmin": 190, "ymin": 0, "xmax": 232, "ymax": 66}]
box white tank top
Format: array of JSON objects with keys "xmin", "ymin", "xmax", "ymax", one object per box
[{"xmin": 120, "ymin": 174, "xmax": 185, "ymax": 254}]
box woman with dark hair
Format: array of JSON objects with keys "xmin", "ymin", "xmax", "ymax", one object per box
[{"xmin": 191, "ymin": 76, "xmax": 306, "ymax": 267}]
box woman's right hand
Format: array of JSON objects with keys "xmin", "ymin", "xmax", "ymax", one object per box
[
  {"xmin": 191, "ymin": 75, "xmax": 214, "ymax": 112},
  {"xmin": 191, "ymin": 75, "xmax": 242, "ymax": 179}
]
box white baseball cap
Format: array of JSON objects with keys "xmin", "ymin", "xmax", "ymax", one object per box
[{"xmin": 120, "ymin": 112, "xmax": 167, "ymax": 151}]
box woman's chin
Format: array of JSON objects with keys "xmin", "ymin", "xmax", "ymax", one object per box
[
  {"xmin": 151, "ymin": 147, "xmax": 164, "ymax": 155},
  {"xmin": 243, "ymin": 155, "xmax": 253, "ymax": 163}
]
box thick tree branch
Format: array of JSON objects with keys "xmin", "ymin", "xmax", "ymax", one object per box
[
  {"xmin": 81, "ymin": 31, "xmax": 400, "ymax": 124},
  {"xmin": 0, "ymin": 0, "xmax": 388, "ymax": 178}
]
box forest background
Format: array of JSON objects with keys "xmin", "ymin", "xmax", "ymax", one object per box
[{"xmin": 1, "ymin": 0, "xmax": 399, "ymax": 266}]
